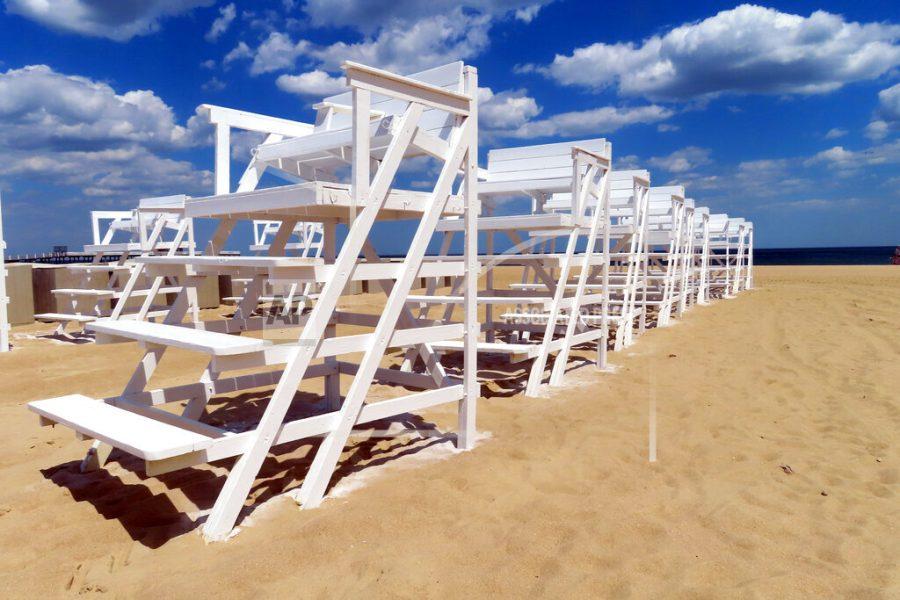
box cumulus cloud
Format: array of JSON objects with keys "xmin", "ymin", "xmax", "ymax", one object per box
[
  {"xmin": 202, "ymin": 77, "xmax": 226, "ymax": 92},
  {"xmin": 514, "ymin": 4, "xmax": 543, "ymax": 23},
  {"xmin": 824, "ymin": 128, "xmax": 847, "ymax": 140},
  {"xmin": 6, "ymin": 0, "xmax": 213, "ymax": 42},
  {"xmin": 223, "ymin": 41, "xmax": 253, "ymax": 67},
  {"xmin": 866, "ymin": 120, "xmax": 890, "ymax": 141},
  {"xmin": 479, "ymin": 88, "xmax": 542, "ymax": 130},
  {"xmin": 866, "ymin": 83, "xmax": 900, "ymax": 140},
  {"xmin": 648, "ymin": 146, "xmax": 712, "ymax": 174},
  {"xmin": 302, "ymin": 0, "xmax": 551, "ymax": 32},
  {"xmin": 540, "ymin": 4, "xmax": 900, "ymax": 101},
  {"xmin": 0, "ymin": 65, "xmax": 211, "ymax": 213},
  {"xmin": 229, "ymin": 2, "xmax": 552, "ymax": 79},
  {"xmin": 229, "ymin": 11, "xmax": 492, "ymax": 77},
  {"xmin": 505, "ymin": 104, "xmax": 674, "ymax": 138},
  {"xmin": 804, "ymin": 140, "xmax": 900, "ymax": 169},
  {"xmin": 0, "ymin": 146, "xmax": 211, "ymax": 199},
  {"xmin": 243, "ymin": 31, "xmax": 311, "ymax": 75},
  {"xmin": 805, "ymin": 146, "xmax": 856, "ymax": 166},
  {"xmin": 276, "ymin": 70, "xmax": 346, "ymax": 96},
  {"xmin": 205, "ymin": 2, "xmax": 236, "ymax": 42},
  {"xmin": 0, "ymin": 65, "xmax": 203, "ymax": 150},
  {"xmin": 876, "ymin": 83, "xmax": 900, "ymax": 122}
]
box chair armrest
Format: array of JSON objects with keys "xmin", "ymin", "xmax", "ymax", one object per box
[
  {"xmin": 311, "ymin": 101, "xmax": 385, "ymax": 120},
  {"xmin": 199, "ymin": 104, "xmax": 314, "ymax": 137},
  {"xmin": 342, "ymin": 61, "xmax": 473, "ymax": 116}
]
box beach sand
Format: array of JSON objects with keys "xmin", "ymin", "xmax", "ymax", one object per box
[{"xmin": 0, "ymin": 265, "xmax": 897, "ymax": 597}]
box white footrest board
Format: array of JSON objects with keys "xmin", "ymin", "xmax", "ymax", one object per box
[
  {"xmin": 66, "ymin": 264, "xmax": 131, "ymax": 272},
  {"xmin": 431, "ymin": 340, "xmax": 538, "ymax": 361},
  {"xmin": 51, "ymin": 288, "xmax": 115, "ymax": 297},
  {"xmin": 28, "ymin": 395, "xmax": 214, "ymax": 460},
  {"xmin": 500, "ymin": 312, "xmax": 631, "ymax": 323},
  {"xmin": 34, "ymin": 312, "xmax": 98, "ymax": 323},
  {"xmin": 87, "ymin": 319, "xmax": 270, "ymax": 356}
]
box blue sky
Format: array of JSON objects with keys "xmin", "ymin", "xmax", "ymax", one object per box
[{"xmin": 0, "ymin": 0, "xmax": 899, "ymax": 254}]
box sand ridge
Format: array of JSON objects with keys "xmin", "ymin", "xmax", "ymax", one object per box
[{"xmin": 0, "ymin": 266, "xmax": 897, "ymax": 597}]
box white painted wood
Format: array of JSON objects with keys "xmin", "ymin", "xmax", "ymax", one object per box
[
  {"xmin": 202, "ymin": 104, "xmax": 314, "ymax": 138},
  {"xmin": 185, "ymin": 181, "xmax": 466, "ymax": 219},
  {"xmin": 0, "ymin": 194, "xmax": 7, "ymax": 352},
  {"xmin": 46, "ymin": 204, "xmax": 196, "ymax": 335},
  {"xmin": 88, "ymin": 320, "xmax": 269, "ymax": 355},
  {"xmin": 28, "ymin": 395, "xmax": 215, "ymax": 460}
]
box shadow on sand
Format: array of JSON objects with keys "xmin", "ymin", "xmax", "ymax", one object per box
[{"xmin": 39, "ymin": 332, "xmax": 614, "ymax": 548}]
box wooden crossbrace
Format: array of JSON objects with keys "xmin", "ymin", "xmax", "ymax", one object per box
[{"xmin": 78, "ymin": 63, "xmax": 481, "ymax": 542}]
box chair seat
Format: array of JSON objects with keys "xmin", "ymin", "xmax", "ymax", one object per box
[
  {"xmin": 88, "ymin": 319, "xmax": 269, "ymax": 356},
  {"xmin": 29, "ymin": 395, "xmax": 216, "ymax": 461}
]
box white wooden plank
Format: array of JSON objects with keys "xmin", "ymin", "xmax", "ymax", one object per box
[
  {"xmin": 28, "ymin": 395, "xmax": 215, "ymax": 461},
  {"xmin": 88, "ymin": 320, "xmax": 269, "ymax": 356}
]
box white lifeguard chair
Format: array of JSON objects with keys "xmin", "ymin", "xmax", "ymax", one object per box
[
  {"xmin": 28, "ymin": 60, "xmax": 480, "ymax": 541},
  {"xmin": 34, "ymin": 201, "xmax": 195, "ymax": 335}
]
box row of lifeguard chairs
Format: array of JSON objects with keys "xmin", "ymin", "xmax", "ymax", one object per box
[{"xmin": 26, "ymin": 60, "xmax": 752, "ymax": 541}]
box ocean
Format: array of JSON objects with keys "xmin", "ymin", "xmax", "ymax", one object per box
[
  {"xmin": 753, "ymin": 246, "xmax": 899, "ymax": 266},
  {"xmin": 10, "ymin": 245, "xmax": 900, "ymax": 266}
]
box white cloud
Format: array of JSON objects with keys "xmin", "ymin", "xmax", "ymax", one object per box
[
  {"xmin": 866, "ymin": 120, "xmax": 890, "ymax": 141},
  {"xmin": 223, "ymin": 41, "xmax": 253, "ymax": 67},
  {"xmin": 0, "ymin": 65, "xmax": 201, "ymax": 150},
  {"xmin": 776, "ymin": 198, "xmax": 839, "ymax": 209},
  {"xmin": 866, "ymin": 82, "xmax": 900, "ymax": 140},
  {"xmin": 648, "ymin": 146, "xmax": 712, "ymax": 173},
  {"xmin": 506, "ymin": 104, "xmax": 674, "ymax": 138},
  {"xmin": 0, "ymin": 146, "xmax": 211, "ymax": 199},
  {"xmin": 657, "ymin": 123, "xmax": 680, "ymax": 133},
  {"xmin": 228, "ymin": 11, "xmax": 493, "ymax": 76},
  {"xmin": 614, "ymin": 154, "xmax": 642, "ymax": 170},
  {"xmin": 514, "ymin": 4, "xmax": 543, "ymax": 23},
  {"xmin": 302, "ymin": 0, "xmax": 551, "ymax": 32},
  {"xmin": 276, "ymin": 70, "xmax": 346, "ymax": 96},
  {"xmin": 805, "ymin": 141, "xmax": 900, "ymax": 169},
  {"xmin": 316, "ymin": 12, "xmax": 492, "ymax": 74},
  {"xmin": 824, "ymin": 128, "xmax": 847, "ymax": 140},
  {"xmin": 6, "ymin": 0, "xmax": 213, "ymax": 42},
  {"xmin": 479, "ymin": 88, "xmax": 542, "ymax": 130},
  {"xmin": 804, "ymin": 145, "xmax": 857, "ymax": 167},
  {"xmin": 0, "ymin": 65, "xmax": 211, "ymax": 210},
  {"xmin": 876, "ymin": 82, "xmax": 900, "ymax": 122},
  {"xmin": 248, "ymin": 31, "xmax": 310, "ymax": 75},
  {"xmin": 202, "ymin": 77, "xmax": 226, "ymax": 92},
  {"xmin": 205, "ymin": 3, "xmax": 236, "ymax": 42},
  {"xmin": 230, "ymin": 2, "xmax": 549, "ymax": 79},
  {"xmin": 200, "ymin": 59, "xmax": 217, "ymax": 69},
  {"xmin": 541, "ymin": 5, "xmax": 900, "ymax": 101}
]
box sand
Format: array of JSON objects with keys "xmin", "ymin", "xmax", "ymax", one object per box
[{"xmin": 0, "ymin": 265, "xmax": 897, "ymax": 598}]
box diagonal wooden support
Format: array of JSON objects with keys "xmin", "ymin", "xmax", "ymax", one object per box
[
  {"xmin": 525, "ymin": 153, "xmax": 605, "ymax": 396},
  {"xmin": 550, "ymin": 157, "xmax": 610, "ymax": 384},
  {"xmin": 201, "ymin": 101, "xmax": 428, "ymax": 539},
  {"xmin": 295, "ymin": 114, "xmax": 474, "ymax": 511}
]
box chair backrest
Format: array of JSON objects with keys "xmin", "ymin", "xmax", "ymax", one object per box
[
  {"xmin": 645, "ymin": 186, "xmax": 686, "ymax": 233},
  {"xmin": 253, "ymin": 220, "xmax": 281, "ymax": 247},
  {"xmin": 315, "ymin": 62, "xmax": 465, "ymax": 142},
  {"xmin": 90, "ymin": 211, "xmax": 137, "ymax": 245},
  {"xmin": 610, "ymin": 169, "xmax": 649, "ymax": 211},
  {"xmin": 708, "ymin": 214, "xmax": 730, "ymax": 234},
  {"xmin": 549, "ymin": 168, "xmax": 649, "ymax": 213},
  {"xmin": 485, "ymin": 138, "xmax": 610, "ymax": 184}
]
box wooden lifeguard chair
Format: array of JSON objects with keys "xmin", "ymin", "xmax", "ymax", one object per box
[{"xmin": 28, "ymin": 60, "xmax": 480, "ymax": 541}]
